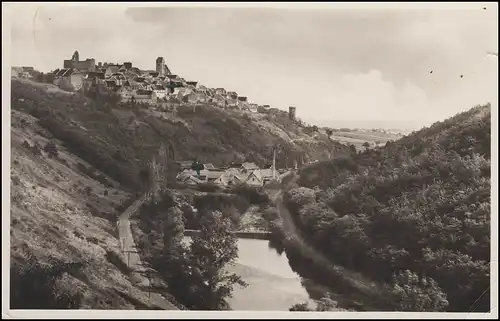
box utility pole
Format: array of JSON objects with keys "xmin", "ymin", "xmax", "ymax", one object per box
[
  {"xmin": 123, "ymin": 249, "xmax": 135, "ymax": 268},
  {"xmin": 145, "ymin": 269, "xmax": 152, "ymax": 303},
  {"xmin": 272, "ymin": 149, "xmax": 276, "ymax": 180}
]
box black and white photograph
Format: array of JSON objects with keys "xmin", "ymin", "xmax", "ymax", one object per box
[{"xmin": 2, "ymin": 2, "xmax": 497, "ymax": 318}]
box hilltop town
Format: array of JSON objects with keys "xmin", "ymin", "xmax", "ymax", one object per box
[
  {"xmin": 11, "ymin": 51, "xmax": 317, "ymax": 188},
  {"xmin": 12, "ymin": 50, "xmax": 296, "ymax": 118}
]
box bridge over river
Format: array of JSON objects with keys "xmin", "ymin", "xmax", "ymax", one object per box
[{"xmin": 184, "ymin": 229, "xmax": 272, "ymax": 240}]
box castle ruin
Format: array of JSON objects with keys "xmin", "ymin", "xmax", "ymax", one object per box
[{"xmin": 64, "ymin": 50, "xmax": 96, "ymax": 72}]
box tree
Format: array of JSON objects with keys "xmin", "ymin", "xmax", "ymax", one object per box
[
  {"xmin": 162, "ymin": 206, "xmax": 185, "ymax": 252},
  {"xmin": 154, "ymin": 206, "xmax": 192, "ymax": 307},
  {"xmin": 326, "ymin": 128, "xmax": 333, "ymax": 139},
  {"xmin": 362, "ymin": 142, "xmax": 370, "ymax": 149},
  {"xmin": 191, "ymin": 160, "xmax": 204, "ymax": 177},
  {"xmin": 391, "ymin": 270, "xmax": 449, "ymax": 312},
  {"xmin": 315, "ymin": 293, "xmax": 340, "ymax": 311},
  {"xmin": 10, "ymin": 255, "xmax": 84, "ymax": 309},
  {"xmin": 44, "ymin": 141, "xmax": 58, "ymax": 158},
  {"xmin": 188, "ymin": 210, "xmax": 247, "ymax": 310},
  {"xmin": 289, "ymin": 302, "xmax": 313, "ymax": 311}
]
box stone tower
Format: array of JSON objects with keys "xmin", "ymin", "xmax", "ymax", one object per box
[
  {"xmin": 156, "ymin": 57, "xmax": 165, "ymax": 76},
  {"xmin": 289, "ymin": 106, "xmax": 296, "ymax": 120},
  {"xmin": 71, "ymin": 51, "xmax": 79, "ymax": 61}
]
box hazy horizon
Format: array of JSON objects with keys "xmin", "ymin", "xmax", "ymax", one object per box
[{"xmin": 7, "ymin": 3, "xmax": 498, "ymax": 129}]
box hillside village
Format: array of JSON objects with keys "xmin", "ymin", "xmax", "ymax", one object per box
[
  {"xmin": 175, "ymin": 160, "xmax": 292, "ymax": 187},
  {"xmin": 12, "ymin": 50, "xmax": 294, "ymax": 117},
  {"xmin": 12, "ymin": 50, "xmax": 306, "ymax": 188}
]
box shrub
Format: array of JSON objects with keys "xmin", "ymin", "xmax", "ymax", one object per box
[
  {"xmin": 84, "ymin": 186, "xmax": 92, "ymax": 196},
  {"xmin": 196, "ymin": 183, "xmax": 220, "ymax": 193},
  {"xmin": 44, "ymin": 141, "xmax": 59, "ymax": 158},
  {"xmin": 391, "ymin": 270, "xmax": 449, "ymax": 312},
  {"xmin": 105, "ymin": 250, "xmax": 131, "ymax": 275},
  {"xmin": 11, "ymin": 175, "xmax": 21, "ymax": 186},
  {"xmin": 10, "ymin": 256, "xmax": 85, "ymax": 309},
  {"xmin": 289, "ymin": 302, "xmax": 312, "ymax": 311}
]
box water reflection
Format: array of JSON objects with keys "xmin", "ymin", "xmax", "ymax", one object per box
[{"xmin": 183, "ymin": 236, "xmax": 316, "ymax": 311}]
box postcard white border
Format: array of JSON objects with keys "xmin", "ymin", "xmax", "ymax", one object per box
[{"xmin": 2, "ymin": 2, "xmax": 498, "ymax": 319}]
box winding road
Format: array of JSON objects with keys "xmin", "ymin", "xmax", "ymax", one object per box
[{"xmin": 117, "ymin": 192, "xmax": 177, "ymax": 310}]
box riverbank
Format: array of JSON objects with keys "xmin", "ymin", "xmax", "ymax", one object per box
[{"xmin": 264, "ymin": 182, "xmax": 397, "ymax": 311}]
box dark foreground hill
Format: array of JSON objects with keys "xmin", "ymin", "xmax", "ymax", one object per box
[{"xmin": 284, "ymin": 104, "xmax": 491, "ymax": 312}]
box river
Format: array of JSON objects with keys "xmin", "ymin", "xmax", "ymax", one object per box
[{"xmin": 183, "ymin": 236, "xmax": 316, "ymax": 311}]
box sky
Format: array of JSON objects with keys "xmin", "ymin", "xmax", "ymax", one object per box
[{"xmin": 6, "ymin": 2, "xmax": 498, "ymax": 130}]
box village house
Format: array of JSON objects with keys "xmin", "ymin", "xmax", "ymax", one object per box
[
  {"xmin": 105, "ymin": 79, "xmax": 118, "ymax": 89},
  {"xmin": 241, "ymin": 162, "xmax": 259, "ymax": 172},
  {"xmin": 152, "ymin": 85, "xmax": 168, "ymax": 100},
  {"xmin": 115, "ymin": 86, "xmax": 135, "ymax": 102},
  {"xmin": 11, "ymin": 67, "xmax": 24, "ymax": 78},
  {"xmin": 119, "ymin": 62, "xmax": 133, "ymax": 71},
  {"xmin": 212, "ymin": 94, "xmax": 227, "ymax": 108},
  {"xmin": 87, "ymin": 71, "xmax": 105, "ymax": 80},
  {"xmin": 176, "ymin": 169, "xmax": 225, "ymax": 184},
  {"xmin": 237, "ymin": 96, "xmax": 248, "ymax": 109},
  {"xmin": 215, "ymin": 88, "xmax": 226, "ymax": 96},
  {"xmin": 258, "ymin": 105, "xmax": 271, "ymax": 113},
  {"xmin": 127, "ymin": 67, "xmax": 141, "ymax": 75},
  {"xmin": 178, "ymin": 174, "xmax": 205, "ymax": 186},
  {"xmin": 203, "ymin": 163, "xmax": 216, "ymax": 170},
  {"xmin": 226, "ymin": 99, "xmax": 238, "ymax": 108},
  {"xmin": 21, "ymin": 66, "xmax": 35, "ymax": 74},
  {"xmin": 248, "ymin": 103, "xmax": 258, "ymax": 113},
  {"xmin": 245, "ymin": 169, "xmax": 265, "ymax": 187},
  {"xmin": 53, "ymin": 68, "xmax": 84, "ymax": 92},
  {"xmin": 104, "ymin": 65, "xmax": 121, "ymax": 78},
  {"xmin": 12, "ymin": 67, "xmax": 34, "ymax": 79},
  {"xmin": 214, "ymin": 168, "xmax": 239, "ymax": 186},
  {"xmin": 227, "ymin": 92, "xmax": 238, "ymax": 100},
  {"xmin": 133, "ymin": 89, "xmax": 157, "ymax": 103}
]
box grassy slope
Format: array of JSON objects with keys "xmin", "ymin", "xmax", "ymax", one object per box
[{"xmin": 10, "ymin": 109, "xmax": 177, "ymax": 309}]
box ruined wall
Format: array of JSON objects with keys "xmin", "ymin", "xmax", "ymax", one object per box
[{"xmin": 63, "ymin": 59, "xmax": 96, "ymax": 72}]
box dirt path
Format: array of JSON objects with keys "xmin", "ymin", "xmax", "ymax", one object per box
[
  {"xmin": 117, "ymin": 193, "xmax": 177, "ymax": 310},
  {"xmin": 273, "ymin": 191, "xmax": 379, "ymax": 295}
]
